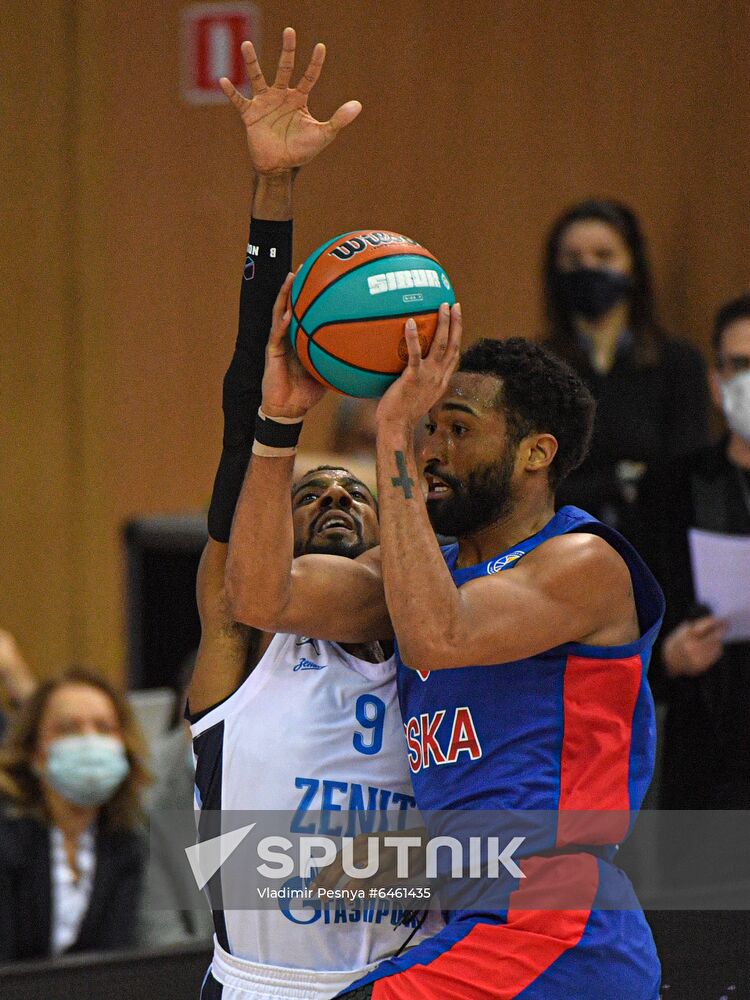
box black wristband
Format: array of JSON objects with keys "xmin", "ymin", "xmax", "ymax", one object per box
[{"xmin": 252, "ymin": 408, "xmax": 303, "ymax": 457}]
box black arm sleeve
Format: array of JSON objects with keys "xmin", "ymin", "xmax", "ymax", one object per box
[{"xmin": 207, "ymin": 217, "xmax": 293, "ymax": 542}]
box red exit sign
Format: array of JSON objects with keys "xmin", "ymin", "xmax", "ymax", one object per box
[{"xmin": 182, "ymin": 3, "xmax": 258, "ymax": 105}]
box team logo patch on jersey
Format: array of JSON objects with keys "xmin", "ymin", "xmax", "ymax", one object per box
[
  {"xmin": 293, "ymin": 657, "xmax": 326, "ymax": 672},
  {"xmin": 487, "ymin": 550, "xmax": 525, "ymax": 574}
]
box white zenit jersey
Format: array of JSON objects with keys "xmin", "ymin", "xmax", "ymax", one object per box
[{"xmin": 189, "ymin": 632, "xmax": 431, "ymax": 984}]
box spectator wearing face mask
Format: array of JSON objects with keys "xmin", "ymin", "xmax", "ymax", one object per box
[
  {"xmin": 542, "ymin": 199, "xmax": 710, "ymax": 547},
  {"xmin": 639, "ymin": 293, "xmax": 750, "ymax": 809},
  {"xmin": 0, "ymin": 667, "xmax": 151, "ymax": 961}
]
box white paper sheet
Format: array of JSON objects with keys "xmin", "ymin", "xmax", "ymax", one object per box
[{"xmin": 687, "ymin": 528, "xmax": 750, "ymax": 642}]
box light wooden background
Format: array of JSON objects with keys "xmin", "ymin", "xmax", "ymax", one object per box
[{"xmin": 2, "ymin": 0, "xmax": 749, "ymax": 680}]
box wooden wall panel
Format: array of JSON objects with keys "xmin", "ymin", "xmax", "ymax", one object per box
[
  {"xmin": 681, "ymin": 2, "xmax": 750, "ymax": 345},
  {"xmin": 3, "ymin": 0, "xmax": 749, "ymax": 680},
  {"xmin": 1, "ymin": 1, "xmax": 76, "ymax": 678}
]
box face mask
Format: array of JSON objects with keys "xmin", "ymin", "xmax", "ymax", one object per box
[
  {"xmin": 45, "ymin": 733, "xmax": 130, "ymax": 808},
  {"xmin": 720, "ymin": 369, "xmax": 750, "ymax": 442},
  {"xmin": 557, "ymin": 267, "xmax": 632, "ymax": 321}
]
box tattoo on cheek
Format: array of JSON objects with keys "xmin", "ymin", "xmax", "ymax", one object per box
[{"xmin": 391, "ymin": 451, "xmax": 414, "ymax": 499}]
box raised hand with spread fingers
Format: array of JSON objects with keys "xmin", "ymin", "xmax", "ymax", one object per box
[{"xmin": 220, "ymin": 26, "xmax": 362, "ymax": 175}]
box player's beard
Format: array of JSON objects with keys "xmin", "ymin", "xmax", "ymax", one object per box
[
  {"xmin": 295, "ymin": 524, "xmax": 368, "ymax": 559},
  {"xmin": 425, "ymin": 451, "xmax": 516, "ymax": 538}
]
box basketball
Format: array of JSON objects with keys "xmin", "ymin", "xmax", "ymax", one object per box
[{"xmin": 289, "ymin": 230, "xmax": 456, "ymax": 397}]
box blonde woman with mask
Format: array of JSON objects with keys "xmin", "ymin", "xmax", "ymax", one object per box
[{"xmin": 0, "ymin": 667, "xmax": 150, "ymax": 961}]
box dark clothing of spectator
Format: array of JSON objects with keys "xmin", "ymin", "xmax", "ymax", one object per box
[
  {"xmin": 639, "ymin": 440, "xmax": 750, "ymax": 808},
  {"xmin": 553, "ymin": 335, "xmax": 710, "ymax": 548},
  {"xmin": 0, "ymin": 803, "xmax": 146, "ymax": 962}
]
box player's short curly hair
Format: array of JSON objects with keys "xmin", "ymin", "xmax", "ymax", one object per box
[{"xmin": 458, "ymin": 337, "xmax": 596, "ymax": 487}]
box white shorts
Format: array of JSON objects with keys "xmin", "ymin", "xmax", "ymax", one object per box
[{"xmin": 201, "ymin": 939, "xmax": 378, "ymax": 1000}]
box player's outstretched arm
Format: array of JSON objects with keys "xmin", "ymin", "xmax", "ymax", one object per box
[
  {"xmin": 191, "ymin": 28, "xmax": 363, "ymax": 714},
  {"xmin": 191, "ymin": 182, "xmax": 291, "ymax": 715},
  {"xmin": 208, "ymin": 25, "xmax": 360, "ymax": 545},
  {"xmin": 226, "ymin": 284, "xmax": 392, "ymax": 643},
  {"xmin": 221, "ymin": 29, "xmax": 387, "ymax": 643}
]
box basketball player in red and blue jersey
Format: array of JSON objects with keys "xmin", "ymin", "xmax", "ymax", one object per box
[{"xmin": 228, "ymin": 241, "xmax": 664, "ymax": 994}]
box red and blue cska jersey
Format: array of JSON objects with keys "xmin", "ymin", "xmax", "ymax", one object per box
[
  {"xmin": 338, "ymin": 507, "xmax": 666, "ymax": 998},
  {"xmin": 397, "ymin": 505, "xmax": 665, "ymax": 844}
]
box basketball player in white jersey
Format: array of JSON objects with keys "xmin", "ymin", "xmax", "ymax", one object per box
[{"xmin": 185, "ymin": 29, "xmax": 433, "ymax": 1000}]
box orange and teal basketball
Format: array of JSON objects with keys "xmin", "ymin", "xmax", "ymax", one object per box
[{"xmin": 290, "ymin": 230, "xmax": 456, "ymax": 398}]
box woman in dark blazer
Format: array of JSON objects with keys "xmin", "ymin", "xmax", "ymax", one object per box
[{"xmin": 0, "ymin": 667, "xmax": 150, "ymax": 961}]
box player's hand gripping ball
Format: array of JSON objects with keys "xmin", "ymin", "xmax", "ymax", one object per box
[{"xmin": 289, "ymin": 230, "xmax": 456, "ymax": 397}]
